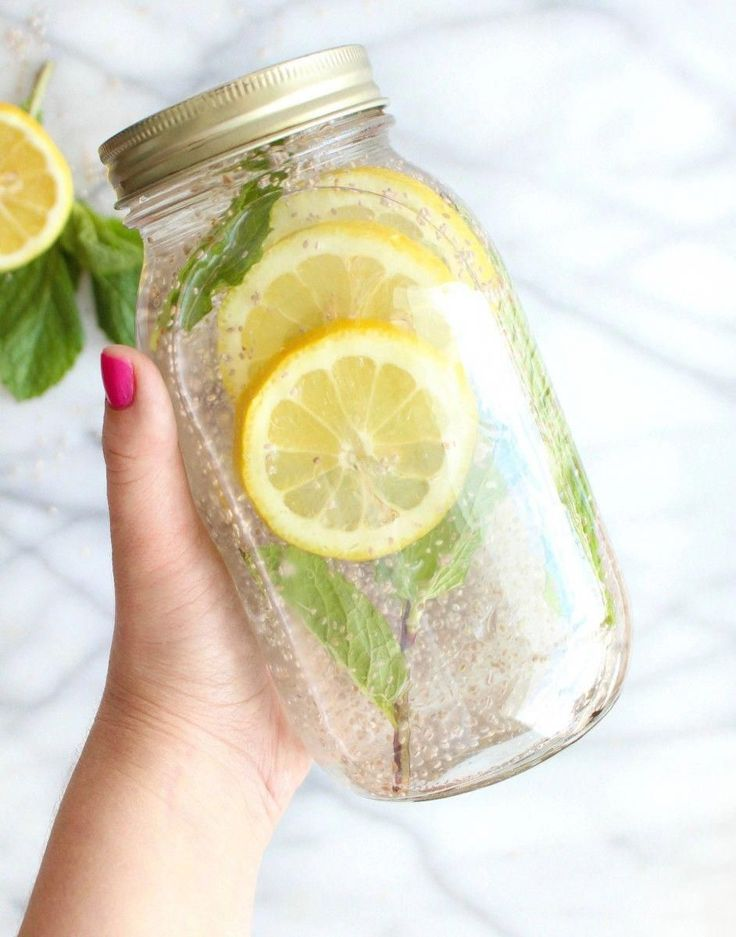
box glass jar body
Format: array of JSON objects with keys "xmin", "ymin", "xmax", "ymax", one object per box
[{"xmin": 127, "ymin": 110, "xmax": 629, "ymax": 801}]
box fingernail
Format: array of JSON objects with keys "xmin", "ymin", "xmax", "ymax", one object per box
[{"xmin": 101, "ymin": 351, "xmax": 135, "ymax": 410}]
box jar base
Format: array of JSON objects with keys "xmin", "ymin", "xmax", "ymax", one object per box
[{"xmin": 350, "ymin": 676, "xmax": 625, "ymax": 803}]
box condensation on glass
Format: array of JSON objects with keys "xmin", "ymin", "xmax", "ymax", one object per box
[{"xmin": 100, "ymin": 46, "xmax": 630, "ymax": 801}]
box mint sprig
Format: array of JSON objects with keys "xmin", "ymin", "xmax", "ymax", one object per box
[
  {"xmin": 260, "ymin": 543, "xmax": 408, "ymax": 725},
  {"xmin": 244, "ymin": 456, "xmax": 501, "ymax": 734},
  {"xmin": 246, "ymin": 455, "xmax": 502, "ymax": 795},
  {"xmin": 0, "ymin": 204, "xmax": 143, "ymax": 399},
  {"xmin": 159, "ymin": 157, "xmax": 286, "ymax": 335},
  {"xmin": 0, "ymin": 63, "xmax": 143, "ymax": 400}
]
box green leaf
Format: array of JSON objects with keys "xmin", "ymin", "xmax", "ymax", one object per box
[
  {"xmin": 1, "ymin": 68, "xmax": 140, "ymax": 399},
  {"xmin": 90, "ymin": 268, "xmax": 138, "ymax": 346},
  {"xmin": 0, "ymin": 245, "xmax": 83, "ymax": 399},
  {"xmin": 160, "ymin": 167, "xmax": 286, "ymax": 333},
  {"xmin": 419, "ymin": 528, "xmax": 483, "ymax": 604},
  {"xmin": 377, "ymin": 458, "xmax": 503, "ymax": 613},
  {"xmin": 260, "ymin": 544, "xmax": 408, "ymax": 725},
  {"xmin": 61, "ymin": 201, "xmax": 142, "ymax": 274},
  {"xmin": 60, "ymin": 201, "xmax": 143, "ymax": 346}
]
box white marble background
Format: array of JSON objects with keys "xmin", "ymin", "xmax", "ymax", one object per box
[{"xmin": 1, "ymin": 1, "xmax": 735, "ymax": 934}]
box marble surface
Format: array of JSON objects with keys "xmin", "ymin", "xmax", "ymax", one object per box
[{"xmin": 1, "ymin": 1, "xmax": 735, "ymax": 934}]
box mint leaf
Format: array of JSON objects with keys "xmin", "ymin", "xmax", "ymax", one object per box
[
  {"xmin": 160, "ymin": 167, "xmax": 285, "ymax": 333},
  {"xmin": 419, "ymin": 527, "xmax": 483, "ymax": 604},
  {"xmin": 377, "ymin": 457, "xmax": 503, "ymax": 614},
  {"xmin": 60, "ymin": 201, "xmax": 142, "ymax": 346},
  {"xmin": 0, "ymin": 246, "xmax": 83, "ymax": 399},
  {"xmin": 61, "ymin": 201, "xmax": 142, "ymax": 275},
  {"xmin": 260, "ymin": 544, "xmax": 408, "ymax": 725},
  {"xmin": 89, "ymin": 269, "xmax": 138, "ymax": 346}
]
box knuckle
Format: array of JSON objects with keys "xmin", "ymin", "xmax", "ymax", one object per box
[{"xmin": 102, "ymin": 435, "xmax": 148, "ymax": 487}]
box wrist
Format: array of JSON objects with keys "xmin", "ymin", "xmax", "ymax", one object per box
[
  {"xmin": 94, "ymin": 677, "xmax": 278, "ymax": 852},
  {"xmin": 20, "ymin": 688, "xmax": 269, "ymax": 937}
]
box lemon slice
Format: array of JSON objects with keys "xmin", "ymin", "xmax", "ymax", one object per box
[
  {"xmin": 269, "ymin": 166, "xmax": 501, "ymax": 289},
  {"xmin": 218, "ymin": 219, "xmax": 453, "ymax": 400},
  {"xmin": 0, "ymin": 103, "xmax": 73, "ymax": 271},
  {"xmin": 238, "ymin": 321, "xmax": 477, "ymax": 561}
]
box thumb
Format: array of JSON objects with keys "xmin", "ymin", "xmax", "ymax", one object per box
[
  {"xmin": 100, "ymin": 346, "xmax": 232, "ymax": 643},
  {"xmin": 100, "ymin": 346, "xmax": 202, "ymax": 583}
]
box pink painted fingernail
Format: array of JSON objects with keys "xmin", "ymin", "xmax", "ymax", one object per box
[{"xmin": 101, "ymin": 351, "xmax": 135, "ymax": 410}]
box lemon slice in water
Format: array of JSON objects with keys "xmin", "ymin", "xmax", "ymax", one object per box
[
  {"xmin": 218, "ymin": 219, "xmax": 454, "ymax": 400},
  {"xmin": 268, "ymin": 165, "xmax": 501, "ymax": 288},
  {"xmin": 238, "ymin": 321, "xmax": 477, "ymax": 560}
]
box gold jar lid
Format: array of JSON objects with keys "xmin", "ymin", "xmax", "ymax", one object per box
[{"xmin": 99, "ymin": 45, "xmax": 387, "ymax": 205}]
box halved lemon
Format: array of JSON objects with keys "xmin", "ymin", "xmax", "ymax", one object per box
[
  {"xmin": 0, "ymin": 103, "xmax": 73, "ymax": 271},
  {"xmin": 218, "ymin": 219, "xmax": 454, "ymax": 400},
  {"xmin": 269, "ymin": 165, "xmax": 502, "ymax": 289},
  {"xmin": 238, "ymin": 321, "xmax": 477, "ymax": 561}
]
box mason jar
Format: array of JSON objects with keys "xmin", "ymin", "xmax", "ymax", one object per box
[{"xmin": 99, "ymin": 45, "xmax": 630, "ymax": 801}]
